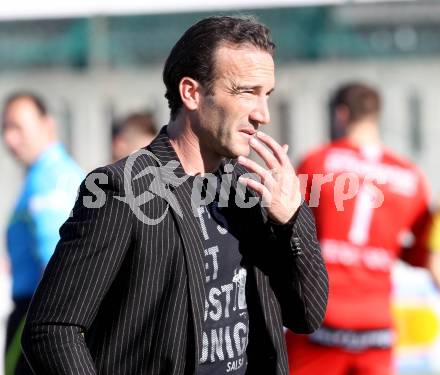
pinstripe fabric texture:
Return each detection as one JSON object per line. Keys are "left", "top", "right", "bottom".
{"left": 22, "top": 127, "right": 328, "bottom": 375}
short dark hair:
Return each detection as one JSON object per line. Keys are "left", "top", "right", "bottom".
{"left": 112, "top": 112, "right": 157, "bottom": 140}
{"left": 163, "top": 15, "right": 275, "bottom": 120}
{"left": 331, "top": 82, "right": 381, "bottom": 123}
{"left": 3, "top": 91, "right": 48, "bottom": 117}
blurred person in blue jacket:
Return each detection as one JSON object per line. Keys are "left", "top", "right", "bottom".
{"left": 2, "top": 92, "right": 83, "bottom": 374}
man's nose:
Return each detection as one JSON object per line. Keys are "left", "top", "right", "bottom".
{"left": 3, "top": 129, "right": 13, "bottom": 147}
{"left": 250, "top": 96, "right": 270, "bottom": 126}
{"left": 3, "top": 128, "right": 18, "bottom": 149}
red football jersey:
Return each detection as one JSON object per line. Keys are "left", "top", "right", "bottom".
{"left": 297, "top": 139, "right": 430, "bottom": 330}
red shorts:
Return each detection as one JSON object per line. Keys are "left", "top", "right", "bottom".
{"left": 286, "top": 331, "right": 394, "bottom": 375}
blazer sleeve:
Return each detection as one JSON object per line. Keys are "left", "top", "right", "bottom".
{"left": 21, "top": 166, "right": 133, "bottom": 375}
{"left": 263, "top": 202, "right": 329, "bottom": 334}
{"left": 232, "top": 161, "right": 328, "bottom": 334}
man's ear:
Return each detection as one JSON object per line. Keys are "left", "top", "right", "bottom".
{"left": 42, "top": 115, "right": 57, "bottom": 138}
{"left": 179, "top": 77, "right": 201, "bottom": 112}
{"left": 335, "top": 105, "right": 350, "bottom": 129}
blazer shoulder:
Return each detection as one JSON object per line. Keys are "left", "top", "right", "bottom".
{"left": 87, "top": 149, "right": 162, "bottom": 190}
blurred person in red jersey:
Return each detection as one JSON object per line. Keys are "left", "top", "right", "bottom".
{"left": 111, "top": 112, "right": 157, "bottom": 162}
{"left": 286, "top": 82, "right": 432, "bottom": 375}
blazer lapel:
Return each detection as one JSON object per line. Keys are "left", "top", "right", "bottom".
{"left": 148, "top": 127, "right": 206, "bottom": 365}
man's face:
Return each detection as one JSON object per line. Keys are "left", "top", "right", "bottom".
{"left": 196, "top": 45, "right": 275, "bottom": 159}
{"left": 2, "top": 98, "right": 49, "bottom": 166}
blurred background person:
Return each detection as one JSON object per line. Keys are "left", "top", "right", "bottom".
{"left": 428, "top": 203, "right": 440, "bottom": 287}
{"left": 2, "top": 92, "right": 83, "bottom": 375}
{"left": 111, "top": 112, "right": 158, "bottom": 162}
{"left": 286, "top": 82, "right": 431, "bottom": 375}
{"left": 0, "top": 256, "right": 12, "bottom": 375}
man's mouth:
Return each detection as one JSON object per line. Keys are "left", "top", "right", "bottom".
{"left": 239, "top": 128, "right": 257, "bottom": 137}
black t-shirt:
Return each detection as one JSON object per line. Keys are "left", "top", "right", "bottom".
{"left": 196, "top": 194, "right": 249, "bottom": 375}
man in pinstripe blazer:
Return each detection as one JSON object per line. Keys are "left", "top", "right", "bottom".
{"left": 21, "top": 16, "right": 328, "bottom": 375}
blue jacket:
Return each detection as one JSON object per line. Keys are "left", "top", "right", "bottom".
{"left": 7, "top": 143, "right": 83, "bottom": 298}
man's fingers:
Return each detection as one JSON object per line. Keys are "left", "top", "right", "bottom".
{"left": 250, "top": 136, "right": 278, "bottom": 169}
{"left": 255, "top": 131, "right": 290, "bottom": 165}
{"left": 238, "top": 176, "right": 272, "bottom": 204}
{"left": 237, "top": 156, "right": 275, "bottom": 188}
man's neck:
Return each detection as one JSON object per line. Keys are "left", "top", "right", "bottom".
{"left": 167, "top": 118, "right": 222, "bottom": 176}
{"left": 26, "top": 138, "right": 58, "bottom": 168}
{"left": 345, "top": 118, "right": 381, "bottom": 148}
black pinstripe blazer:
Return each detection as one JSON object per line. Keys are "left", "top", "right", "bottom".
{"left": 22, "top": 127, "right": 328, "bottom": 375}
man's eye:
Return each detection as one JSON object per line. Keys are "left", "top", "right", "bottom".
{"left": 241, "top": 89, "right": 254, "bottom": 94}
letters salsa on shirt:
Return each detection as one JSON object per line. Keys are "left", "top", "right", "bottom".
{"left": 196, "top": 196, "right": 249, "bottom": 375}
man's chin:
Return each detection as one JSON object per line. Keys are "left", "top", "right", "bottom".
{"left": 225, "top": 145, "right": 250, "bottom": 160}
{"left": 9, "top": 151, "right": 26, "bottom": 165}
